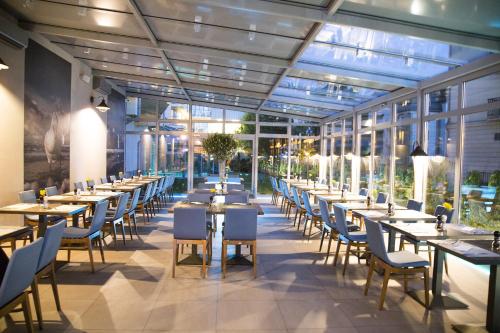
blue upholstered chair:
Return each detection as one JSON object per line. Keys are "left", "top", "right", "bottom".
{"left": 148, "top": 181, "right": 159, "bottom": 214}
{"left": 332, "top": 204, "right": 368, "bottom": 275}
{"left": 104, "top": 192, "right": 130, "bottom": 247}
{"left": 364, "top": 218, "right": 430, "bottom": 310}
{"left": 222, "top": 208, "right": 258, "bottom": 278}
{"left": 318, "top": 199, "right": 338, "bottom": 261}
{"left": 198, "top": 182, "right": 215, "bottom": 190}
{"left": 359, "top": 188, "right": 368, "bottom": 196}
{"left": 206, "top": 176, "right": 219, "bottom": 183}
{"left": 31, "top": 220, "right": 66, "bottom": 329}
{"left": 227, "top": 183, "right": 244, "bottom": 191}
{"left": 227, "top": 177, "right": 241, "bottom": 184}
{"left": 74, "top": 182, "right": 85, "bottom": 191}
{"left": 0, "top": 237, "right": 44, "bottom": 333}
{"left": 301, "top": 191, "right": 322, "bottom": 240}
{"left": 125, "top": 188, "right": 141, "bottom": 239}
{"left": 407, "top": 199, "right": 423, "bottom": 211}
{"left": 86, "top": 179, "right": 95, "bottom": 189}
{"left": 137, "top": 182, "right": 153, "bottom": 223}
{"left": 376, "top": 192, "right": 389, "bottom": 204}
{"left": 60, "top": 200, "right": 109, "bottom": 273}
{"left": 225, "top": 193, "right": 249, "bottom": 204}
{"left": 187, "top": 192, "right": 212, "bottom": 203}
{"left": 109, "top": 175, "right": 117, "bottom": 182}
{"left": 291, "top": 187, "right": 306, "bottom": 227}
{"left": 172, "top": 207, "right": 212, "bottom": 278}
{"left": 342, "top": 183, "right": 350, "bottom": 191}
{"left": 45, "top": 186, "right": 58, "bottom": 196}
{"left": 100, "top": 176, "right": 108, "bottom": 184}
{"left": 271, "top": 177, "right": 282, "bottom": 206}
{"left": 19, "top": 190, "right": 63, "bottom": 234}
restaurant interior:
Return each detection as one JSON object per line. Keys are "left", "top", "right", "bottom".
{"left": 0, "top": 0, "right": 499, "bottom": 332}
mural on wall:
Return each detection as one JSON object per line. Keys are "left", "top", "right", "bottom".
{"left": 106, "top": 90, "right": 126, "bottom": 177}
{"left": 24, "top": 40, "right": 71, "bottom": 194}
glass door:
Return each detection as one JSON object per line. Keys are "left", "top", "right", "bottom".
{"left": 229, "top": 138, "right": 254, "bottom": 191}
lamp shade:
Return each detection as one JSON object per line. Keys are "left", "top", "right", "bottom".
{"left": 96, "top": 99, "right": 110, "bottom": 112}
{"left": 0, "top": 57, "right": 9, "bottom": 70}
{"left": 410, "top": 142, "right": 428, "bottom": 157}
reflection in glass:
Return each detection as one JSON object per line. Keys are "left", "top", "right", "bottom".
{"left": 290, "top": 138, "right": 320, "bottom": 180}
{"left": 332, "top": 137, "right": 342, "bottom": 185}
{"left": 373, "top": 129, "right": 391, "bottom": 197}
{"left": 360, "top": 133, "right": 371, "bottom": 190}
{"left": 394, "top": 124, "right": 416, "bottom": 205}
{"left": 158, "top": 134, "right": 188, "bottom": 193}
{"left": 426, "top": 86, "right": 458, "bottom": 114}
{"left": 258, "top": 138, "right": 288, "bottom": 194}
{"left": 229, "top": 140, "right": 253, "bottom": 191}
{"left": 396, "top": 98, "right": 417, "bottom": 121}
{"left": 343, "top": 135, "right": 353, "bottom": 188}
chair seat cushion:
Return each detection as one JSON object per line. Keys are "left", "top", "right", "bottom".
{"left": 341, "top": 231, "right": 367, "bottom": 242}
{"left": 387, "top": 251, "right": 429, "bottom": 268}
{"left": 62, "top": 227, "right": 91, "bottom": 239}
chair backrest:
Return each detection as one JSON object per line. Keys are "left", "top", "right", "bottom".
{"left": 206, "top": 176, "right": 219, "bottom": 183}
{"left": 187, "top": 193, "right": 212, "bottom": 203}
{"left": 407, "top": 199, "right": 423, "bottom": 211}
{"left": 342, "top": 183, "right": 350, "bottom": 191}
{"left": 128, "top": 188, "right": 142, "bottom": 211}
{"left": 156, "top": 178, "right": 165, "bottom": 194}
{"left": 142, "top": 183, "right": 153, "bottom": 202}
{"left": 301, "top": 191, "right": 313, "bottom": 215}
{"left": 37, "top": 220, "right": 66, "bottom": 271}
{"left": 376, "top": 192, "right": 388, "bottom": 204}
{"left": 359, "top": 188, "right": 368, "bottom": 196}
{"left": 434, "top": 205, "right": 454, "bottom": 223}
{"left": 86, "top": 179, "right": 95, "bottom": 188}
{"left": 19, "top": 190, "right": 37, "bottom": 203}
{"left": 150, "top": 181, "right": 158, "bottom": 196}
{"left": 174, "top": 207, "right": 207, "bottom": 240}
{"left": 0, "top": 237, "right": 44, "bottom": 307}
{"left": 225, "top": 193, "right": 249, "bottom": 204}
{"left": 198, "top": 183, "right": 215, "bottom": 190}
{"left": 332, "top": 204, "right": 349, "bottom": 236}
{"left": 224, "top": 208, "right": 257, "bottom": 240}
{"left": 291, "top": 187, "right": 302, "bottom": 209}
{"left": 111, "top": 193, "right": 130, "bottom": 220}
{"left": 319, "top": 199, "right": 333, "bottom": 228}
{"left": 45, "top": 186, "right": 59, "bottom": 196}
{"left": 89, "top": 200, "right": 110, "bottom": 234}
{"left": 270, "top": 177, "right": 277, "bottom": 191}
{"left": 227, "top": 177, "right": 241, "bottom": 184}
{"left": 227, "top": 183, "right": 244, "bottom": 191}
{"left": 364, "top": 218, "right": 390, "bottom": 263}
{"left": 74, "top": 182, "right": 85, "bottom": 191}
{"left": 109, "top": 175, "right": 117, "bottom": 182}
{"left": 100, "top": 176, "right": 108, "bottom": 184}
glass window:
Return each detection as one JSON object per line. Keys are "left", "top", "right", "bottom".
{"left": 359, "top": 112, "right": 373, "bottom": 129}
{"left": 426, "top": 118, "right": 457, "bottom": 214}
{"left": 291, "top": 126, "right": 320, "bottom": 136}
{"left": 257, "top": 138, "right": 288, "bottom": 194}
{"left": 343, "top": 135, "right": 353, "bottom": 188}
{"left": 360, "top": 133, "right": 371, "bottom": 190}
{"left": 332, "top": 137, "right": 342, "bottom": 186}
{"left": 158, "top": 134, "right": 188, "bottom": 193}
{"left": 373, "top": 129, "right": 391, "bottom": 197}
{"left": 325, "top": 138, "right": 332, "bottom": 184}
{"left": 260, "top": 126, "right": 287, "bottom": 135}
{"left": 259, "top": 114, "right": 288, "bottom": 123}
{"left": 192, "top": 105, "right": 223, "bottom": 121}
{"left": 290, "top": 138, "right": 320, "bottom": 180}
{"left": 396, "top": 98, "right": 417, "bottom": 121}
{"left": 325, "top": 123, "right": 332, "bottom": 136}
{"left": 464, "top": 72, "right": 500, "bottom": 108}
{"left": 159, "top": 122, "right": 188, "bottom": 132}
{"left": 225, "top": 123, "right": 256, "bottom": 134}
{"left": 125, "top": 131, "right": 156, "bottom": 176}
{"left": 376, "top": 106, "right": 391, "bottom": 124}
{"left": 159, "top": 102, "right": 189, "bottom": 120}
{"left": 225, "top": 110, "right": 256, "bottom": 122}
{"left": 394, "top": 124, "right": 417, "bottom": 205}
{"left": 192, "top": 122, "right": 223, "bottom": 133}
{"left": 460, "top": 111, "right": 499, "bottom": 230}
{"left": 139, "top": 98, "right": 158, "bottom": 121}
{"left": 333, "top": 121, "right": 343, "bottom": 133}
{"left": 229, "top": 139, "right": 253, "bottom": 191}
{"left": 426, "top": 86, "right": 458, "bottom": 115}
{"left": 193, "top": 137, "right": 218, "bottom": 189}
{"left": 345, "top": 117, "right": 353, "bottom": 132}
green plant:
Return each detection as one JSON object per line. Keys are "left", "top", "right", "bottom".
{"left": 488, "top": 170, "right": 500, "bottom": 188}
{"left": 464, "top": 170, "right": 481, "bottom": 185}
{"left": 201, "top": 133, "right": 238, "bottom": 162}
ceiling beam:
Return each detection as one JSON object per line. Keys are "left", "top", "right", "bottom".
{"left": 270, "top": 95, "right": 353, "bottom": 112}
{"left": 22, "top": 23, "right": 289, "bottom": 68}
{"left": 256, "top": 0, "right": 345, "bottom": 112}
{"left": 126, "top": 0, "right": 191, "bottom": 101}
{"left": 294, "top": 62, "right": 418, "bottom": 88}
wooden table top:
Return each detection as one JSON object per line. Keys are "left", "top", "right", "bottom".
{"left": 353, "top": 209, "right": 437, "bottom": 222}
{"left": 95, "top": 183, "right": 141, "bottom": 192}
{"left": 339, "top": 202, "right": 407, "bottom": 212}
{"left": 0, "top": 203, "right": 87, "bottom": 215}
{"left": 168, "top": 202, "right": 264, "bottom": 215}
{"left": 427, "top": 239, "right": 500, "bottom": 265}
{"left": 47, "top": 194, "right": 111, "bottom": 204}
{"left": 62, "top": 191, "right": 122, "bottom": 198}
{"left": 317, "top": 194, "right": 367, "bottom": 203}
{"left": 380, "top": 221, "right": 493, "bottom": 242}
{"left": 0, "top": 225, "right": 32, "bottom": 241}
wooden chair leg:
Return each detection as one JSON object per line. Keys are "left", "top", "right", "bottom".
{"left": 342, "top": 242, "right": 351, "bottom": 276}
{"left": 364, "top": 257, "right": 376, "bottom": 295}
{"left": 31, "top": 278, "right": 43, "bottom": 329}
{"left": 333, "top": 239, "right": 342, "bottom": 266}
{"left": 50, "top": 262, "right": 62, "bottom": 311}
{"left": 119, "top": 221, "right": 126, "bottom": 245}
{"left": 319, "top": 228, "right": 326, "bottom": 252}
{"left": 424, "top": 268, "right": 430, "bottom": 308}
{"left": 307, "top": 218, "right": 314, "bottom": 240}
{"left": 222, "top": 241, "right": 227, "bottom": 278}
{"left": 131, "top": 213, "right": 139, "bottom": 237}
{"left": 126, "top": 215, "right": 133, "bottom": 240}
{"left": 202, "top": 240, "right": 207, "bottom": 278}
{"left": 67, "top": 249, "right": 71, "bottom": 262}
{"left": 21, "top": 293, "right": 35, "bottom": 333}
{"left": 88, "top": 238, "right": 95, "bottom": 273}
{"left": 172, "top": 240, "right": 177, "bottom": 278}
{"left": 97, "top": 237, "right": 105, "bottom": 263}
{"left": 403, "top": 272, "right": 408, "bottom": 292}
{"left": 252, "top": 241, "right": 257, "bottom": 279}
{"left": 444, "top": 254, "right": 449, "bottom": 275}
{"left": 379, "top": 268, "right": 391, "bottom": 310}
{"left": 325, "top": 232, "right": 334, "bottom": 262}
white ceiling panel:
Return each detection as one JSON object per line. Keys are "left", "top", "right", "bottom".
{"left": 83, "top": 59, "right": 173, "bottom": 80}
{"left": 179, "top": 74, "right": 271, "bottom": 94}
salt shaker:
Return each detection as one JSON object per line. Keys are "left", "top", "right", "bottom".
{"left": 492, "top": 231, "right": 500, "bottom": 251}
{"left": 387, "top": 202, "right": 393, "bottom": 216}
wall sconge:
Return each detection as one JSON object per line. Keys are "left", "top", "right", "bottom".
{"left": 0, "top": 57, "right": 9, "bottom": 70}
{"left": 90, "top": 96, "right": 109, "bottom": 112}
{"left": 410, "top": 141, "right": 428, "bottom": 157}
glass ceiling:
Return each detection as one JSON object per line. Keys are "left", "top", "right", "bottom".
{"left": 262, "top": 100, "right": 338, "bottom": 118}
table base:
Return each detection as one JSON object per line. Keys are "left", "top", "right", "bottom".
{"left": 226, "top": 255, "right": 253, "bottom": 266}
{"left": 452, "top": 324, "right": 488, "bottom": 333}
{"left": 408, "top": 290, "right": 468, "bottom": 309}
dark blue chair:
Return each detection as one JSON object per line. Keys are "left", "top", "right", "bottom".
{"left": 318, "top": 199, "right": 338, "bottom": 261}
{"left": 342, "top": 183, "right": 350, "bottom": 191}
{"left": 60, "top": 200, "right": 109, "bottom": 273}
{"left": 0, "top": 237, "right": 44, "bottom": 333}
{"left": 73, "top": 182, "right": 85, "bottom": 191}
{"left": 172, "top": 207, "right": 212, "bottom": 278}
{"left": 407, "top": 199, "right": 423, "bottom": 211}
{"left": 359, "top": 188, "right": 368, "bottom": 196}
{"left": 225, "top": 193, "right": 249, "bottom": 204}
{"left": 332, "top": 204, "right": 368, "bottom": 276}
{"left": 100, "top": 176, "right": 108, "bottom": 184}
{"left": 31, "top": 220, "right": 66, "bottom": 329}
{"left": 376, "top": 192, "right": 389, "bottom": 204}
{"left": 105, "top": 193, "right": 130, "bottom": 247}
{"left": 222, "top": 208, "right": 258, "bottom": 278}
{"left": 301, "top": 191, "right": 321, "bottom": 240}
{"left": 227, "top": 183, "right": 244, "bottom": 191}
{"left": 187, "top": 193, "right": 212, "bottom": 203}
{"left": 45, "top": 186, "right": 59, "bottom": 196}
{"left": 291, "top": 187, "right": 306, "bottom": 227}
{"left": 364, "top": 218, "right": 430, "bottom": 310}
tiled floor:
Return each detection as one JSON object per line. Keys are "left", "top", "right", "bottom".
{"left": 1, "top": 197, "right": 490, "bottom": 332}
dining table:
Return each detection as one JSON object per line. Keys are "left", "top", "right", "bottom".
{"left": 169, "top": 201, "right": 263, "bottom": 266}
{"left": 94, "top": 183, "right": 142, "bottom": 192}
{"left": 380, "top": 221, "right": 493, "bottom": 311}
{"left": 0, "top": 225, "right": 33, "bottom": 281}
{"left": 0, "top": 203, "right": 87, "bottom": 236}
{"left": 427, "top": 239, "right": 500, "bottom": 333}
{"left": 316, "top": 193, "right": 367, "bottom": 204}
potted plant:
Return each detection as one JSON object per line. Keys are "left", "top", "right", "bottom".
{"left": 202, "top": 133, "right": 238, "bottom": 179}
